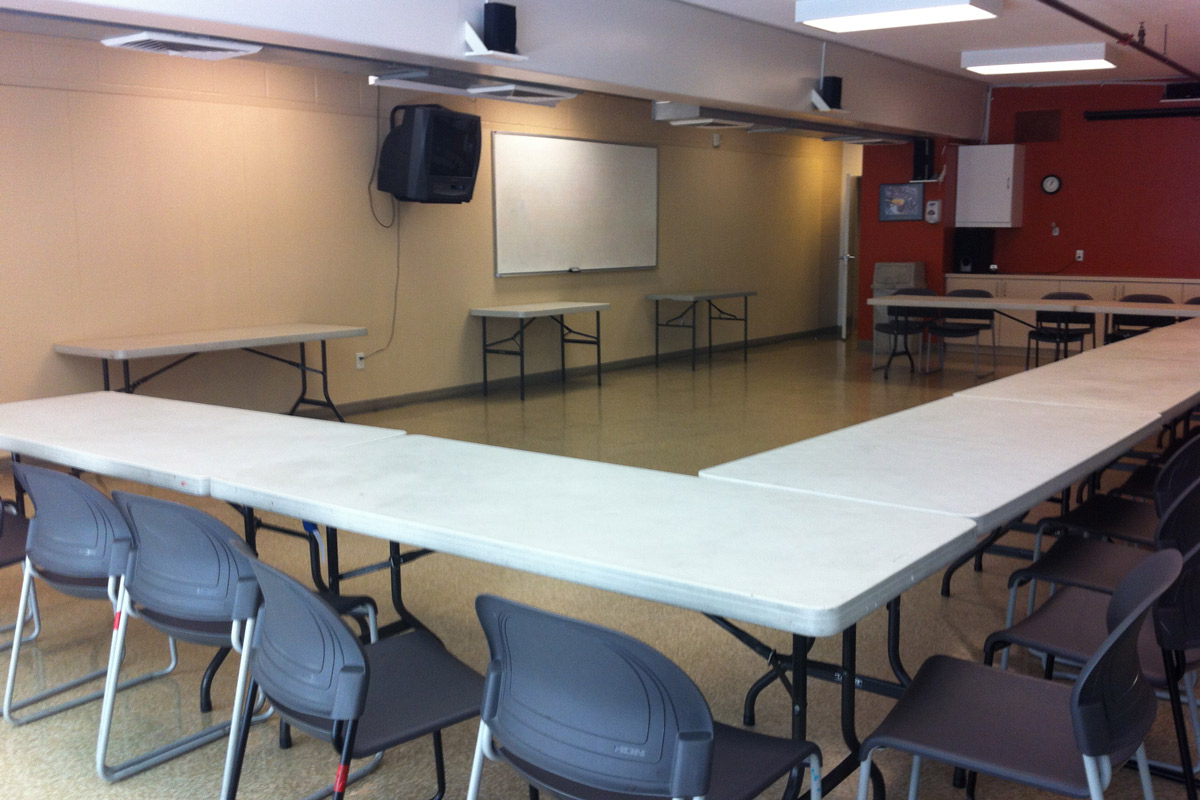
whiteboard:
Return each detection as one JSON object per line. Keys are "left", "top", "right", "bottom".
{"left": 492, "top": 133, "right": 658, "bottom": 276}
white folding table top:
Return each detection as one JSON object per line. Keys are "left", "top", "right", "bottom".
{"left": 957, "top": 338, "right": 1200, "bottom": 420}
{"left": 209, "top": 434, "right": 978, "bottom": 637}
{"left": 645, "top": 290, "right": 758, "bottom": 302}
{"left": 53, "top": 323, "right": 366, "bottom": 360}
{"left": 0, "top": 392, "right": 404, "bottom": 494}
{"left": 701, "top": 395, "right": 1160, "bottom": 532}
{"left": 1073, "top": 299, "right": 1200, "bottom": 318}
{"left": 866, "top": 295, "right": 1073, "bottom": 313}
{"left": 468, "top": 302, "right": 610, "bottom": 318}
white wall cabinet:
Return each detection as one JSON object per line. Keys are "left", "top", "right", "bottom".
{"left": 955, "top": 144, "right": 1024, "bottom": 228}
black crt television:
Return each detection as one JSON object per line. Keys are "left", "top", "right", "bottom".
{"left": 377, "top": 104, "right": 482, "bottom": 203}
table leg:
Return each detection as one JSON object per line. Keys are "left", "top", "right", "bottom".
{"left": 707, "top": 300, "right": 714, "bottom": 362}
{"left": 518, "top": 319, "right": 526, "bottom": 400}
{"left": 559, "top": 315, "right": 567, "bottom": 385}
{"left": 101, "top": 361, "right": 111, "bottom": 391}
{"left": 481, "top": 318, "right": 489, "bottom": 396}
{"left": 654, "top": 300, "right": 661, "bottom": 367}
{"left": 743, "top": 295, "right": 750, "bottom": 361}
{"left": 595, "top": 311, "right": 602, "bottom": 386}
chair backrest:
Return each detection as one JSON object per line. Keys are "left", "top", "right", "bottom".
{"left": 1153, "top": 473, "right": 1200, "bottom": 555}
{"left": 888, "top": 287, "right": 938, "bottom": 320}
{"left": 1072, "top": 548, "right": 1182, "bottom": 758}
{"left": 475, "top": 595, "right": 714, "bottom": 799}
{"left": 110, "top": 491, "right": 258, "bottom": 625}
{"left": 1152, "top": 434, "right": 1200, "bottom": 513}
{"left": 940, "top": 288, "right": 994, "bottom": 323}
{"left": 1036, "top": 291, "right": 1094, "bottom": 328}
{"left": 1113, "top": 293, "right": 1174, "bottom": 330}
{"left": 0, "top": 502, "right": 28, "bottom": 569}
{"left": 244, "top": 557, "right": 367, "bottom": 724}
{"left": 1185, "top": 297, "right": 1200, "bottom": 305}
{"left": 11, "top": 463, "right": 130, "bottom": 582}
{"left": 1152, "top": 538, "right": 1200, "bottom": 654}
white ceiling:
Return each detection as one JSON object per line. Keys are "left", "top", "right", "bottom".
{"left": 677, "top": 0, "right": 1200, "bottom": 85}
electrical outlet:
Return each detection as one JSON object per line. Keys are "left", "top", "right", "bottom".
{"left": 355, "top": 352, "right": 365, "bottom": 370}
{"left": 1075, "top": 249, "right": 1084, "bottom": 262}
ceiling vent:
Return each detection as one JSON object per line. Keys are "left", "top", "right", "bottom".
{"left": 370, "top": 66, "right": 576, "bottom": 107}
{"left": 101, "top": 31, "right": 262, "bottom": 60}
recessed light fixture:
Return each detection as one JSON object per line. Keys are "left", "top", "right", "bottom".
{"left": 961, "top": 43, "right": 1116, "bottom": 75}
{"left": 796, "top": 0, "right": 1000, "bottom": 33}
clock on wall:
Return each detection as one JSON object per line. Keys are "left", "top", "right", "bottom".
{"left": 1041, "top": 174, "right": 1062, "bottom": 194}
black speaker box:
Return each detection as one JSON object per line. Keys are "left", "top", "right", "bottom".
{"left": 953, "top": 228, "right": 995, "bottom": 273}
{"left": 818, "top": 76, "right": 842, "bottom": 109}
{"left": 912, "top": 138, "right": 935, "bottom": 182}
{"left": 484, "top": 3, "right": 518, "bottom": 54}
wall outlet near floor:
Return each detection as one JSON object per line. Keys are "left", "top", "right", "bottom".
{"left": 355, "top": 352, "right": 365, "bottom": 370}
{"left": 1075, "top": 249, "right": 1084, "bottom": 262}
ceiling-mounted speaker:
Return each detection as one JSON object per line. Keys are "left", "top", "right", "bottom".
{"left": 819, "top": 76, "right": 843, "bottom": 109}
{"left": 484, "top": 2, "right": 518, "bottom": 54}
{"left": 912, "top": 137, "right": 935, "bottom": 181}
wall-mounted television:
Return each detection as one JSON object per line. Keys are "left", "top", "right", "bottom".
{"left": 377, "top": 104, "right": 482, "bottom": 203}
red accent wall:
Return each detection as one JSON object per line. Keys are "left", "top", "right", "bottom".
{"left": 856, "top": 83, "right": 1200, "bottom": 340}
{"left": 855, "top": 139, "right": 955, "bottom": 340}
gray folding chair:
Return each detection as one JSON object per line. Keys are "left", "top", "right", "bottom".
{"left": 926, "top": 288, "right": 996, "bottom": 377}
{"left": 1027, "top": 291, "right": 1095, "bottom": 369}
{"left": 1004, "top": 456, "right": 1200, "bottom": 653}
{"left": 856, "top": 548, "right": 1182, "bottom": 800}
{"left": 1106, "top": 293, "right": 1175, "bottom": 344}
{"left": 0, "top": 499, "right": 38, "bottom": 651}
{"left": 96, "top": 491, "right": 269, "bottom": 785}
{"left": 3, "top": 463, "right": 176, "bottom": 726}
{"left": 985, "top": 537, "right": 1200, "bottom": 800}
{"left": 226, "top": 557, "right": 483, "bottom": 800}
{"left": 467, "top": 595, "right": 822, "bottom": 800}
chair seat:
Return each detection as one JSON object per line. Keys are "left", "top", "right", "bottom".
{"left": 1043, "top": 494, "right": 1159, "bottom": 547}
{"left": 874, "top": 319, "right": 927, "bottom": 336}
{"left": 1011, "top": 536, "right": 1150, "bottom": 594}
{"left": 135, "top": 606, "right": 235, "bottom": 648}
{"left": 501, "top": 722, "right": 819, "bottom": 800}
{"left": 0, "top": 513, "right": 27, "bottom": 567}
{"left": 276, "top": 629, "right": 483, "bottom": 759}
{"left": 928, "top": 321, "right": 989, "bottom": 338}
{"left": 991, "top": 586, "right": 1199, "bottom": 687}
{"left": 1029, "top": 328, "right": 1089, "bottom": 344}
{"left": 30, "top": 564, "right": 111, "bottom": 601}
{"left": 864, "top": 655, "right": 1113, "bottom": 798}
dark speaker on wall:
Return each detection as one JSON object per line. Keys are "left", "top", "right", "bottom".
{"left": 483, "top": 2, "right": 518, "bottom": 54}
{"left": 818, "top": 76, "right": 843, "bottom": 109}
{"left": 912, "top": 138, "right": 935, "bottom": 182}
{"left": 953, "top": 228, "right": 995, "bottom": 273}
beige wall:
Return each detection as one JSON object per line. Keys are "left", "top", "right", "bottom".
{"left": 0, "top": 30, "right": 844, "bottom": 411}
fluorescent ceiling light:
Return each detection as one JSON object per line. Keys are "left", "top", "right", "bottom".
{"left": 961, "top": 43, "right": 1116, "bottom": 75}
{"left": 796, "top": 0, "right": 1000, "bottom": 32}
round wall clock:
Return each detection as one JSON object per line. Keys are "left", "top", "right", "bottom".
{"left": 1041, "top": 174, "right": 1062, "bottom": 194}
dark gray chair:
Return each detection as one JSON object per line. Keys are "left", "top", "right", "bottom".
{"left": 226, "top": 557, "right": 483, "bottom": 800}
{"left": 1027, "top": 291, "right": 1095, "bottom": 369}
{"left": 874, "top": 288, "right": 937, "bottom": 380}
{"left": 926, "top": 288, "right": 996, "bottom": 377}
{"left": 467, "top": 595, "right": 822, "bottom": 800}
{"left": 855, "top": 548, "right": 1181, "bottom": 800}
{"left": 96, "top": 491, "right": 267, "bottom": 786}
{"left": 1106, "top": 293, "right": 1175, "bottom": 344}
{"left": 0, "top": 499, "right": 38, "bottom": 651}
{"left": 1003, "top": 467, "right": 1200, "bottom": 653}
{"left": 3, "top": 464, "right": 175, "bottom": 726}
{"left": 985, "top": 539, "right": 1200, "bottom": 800}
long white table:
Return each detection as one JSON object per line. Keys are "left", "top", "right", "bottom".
{"left": 701, "top": 395, "right": 1161, "bottom": 533}
{"left": 645, "top": 290, "right": 756, "bottom": 369}
{"left": 469, "top": 302, "right": 609, "bottom": 399}
{"left": 54, "top": 323, "right": 366, "bottom": 421}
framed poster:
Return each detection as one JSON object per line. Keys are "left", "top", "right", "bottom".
{"left": 879, "top": 183, "right": 924, "bottom": 221}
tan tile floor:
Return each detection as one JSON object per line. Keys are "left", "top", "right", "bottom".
{"left": 0, "top": 336, "right": 1187, "bottom": 799}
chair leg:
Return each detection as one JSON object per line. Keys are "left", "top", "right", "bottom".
{"left": 1162, "top": 649, "right": 1198, "bottom": 800}
{"left": 907, "top": 755, "right": 921, "bottom": 800}
{"left": 5, "top": 566, "right": 178, "bottom": 726}
{"left": 806, "top": 753, "right": 823, "bottom": 800}
{"left": 97, "top": 589, "right": 264, "bottom": 782}
{"left": 855, "top": 751, "right": 875, "bottom": 800}
{"left": 0, "top": 578, "right": 39, "bottom": 652}
{"left": 1134, "top": 745, "right": 1155, "bottom": 800}
{"left": 466, "top": 722, "right": 491, "bottom": 800}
